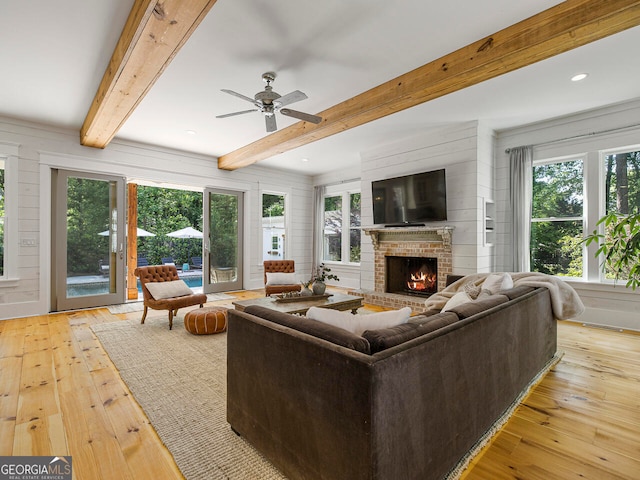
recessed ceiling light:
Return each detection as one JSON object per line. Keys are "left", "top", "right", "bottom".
{"left": 185, "top": 130, "right": 197, "bottom": 135}
{"left": 301, "top": 158, "right": 309, "bottom": 162}
{"left": 571, "top": 73, "right": 588, "bottom": 82}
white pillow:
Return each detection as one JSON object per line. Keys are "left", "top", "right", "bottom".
{"left": 145, "top": 280, "right": 193, "bottom": 300}
{"left": 442, "top": 289, "right": 493, "bottom": 312}
{"left": 265, "top": 272, "right": 297, "bottom": 285}
{"left": 306, "top": 307, "right": 354, "bottom": 332}
{"left": 307, "top": 306, "right": 412, "bottom": 336}
{"left": 482, "top": 273, "right": 514, "bottom": 294}
{"left": 441, "top": 291, "right": 472, "bottom": 312}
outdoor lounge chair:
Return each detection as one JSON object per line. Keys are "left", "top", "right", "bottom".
{"left": 161, "top": 256, "right": 176, "bottom": 265}
{"left": 137, "top": 257, "right": 149, "bottom": 267}
{"left": 135, "top": 264, "right": 207, "bottom": 330}
{"left": 191, "top": 256, "right": 203, "bottom": 269}
{"left": 98, "top": 258, "right": 110, "bottom": 276}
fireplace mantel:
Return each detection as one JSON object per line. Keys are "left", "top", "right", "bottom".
{"left": 364, "top": 226, "right": 454, "bottom": 248}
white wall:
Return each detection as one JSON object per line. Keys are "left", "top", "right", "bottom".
{"left": 496, "top": 99, "right": 640, "bottom": 330}
{"left": 0, "top": 116, "right": 313, "bottom": 320}
{"left": 359, "top": 121, "right": 494, "bottom": 290}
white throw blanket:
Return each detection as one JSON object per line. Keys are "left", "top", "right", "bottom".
{"left": 424, "top": 272, "right": 585, "bottom": 320}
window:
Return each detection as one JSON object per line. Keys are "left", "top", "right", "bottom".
{"left": 322, "top": 188, "right": 361, "bottom": 264}
{"left": 349, "top": 192, "right": 361, "bottom": 262}
{"left": 262, "top": 193, "right": 286, "bottom": 260}
{"left": 602, "top": 150, "right": 640, "bottom": 280}
{"left": 531, "top": 158, "right": 584, "bottom": 277}
{"left": 323, "top": 195, "right": 342, "bottom": 261}
{"left": 530, "top": 147, "right": 640, "bottom": 283}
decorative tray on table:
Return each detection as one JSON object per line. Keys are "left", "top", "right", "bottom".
{"left": 272, "top": 293, "right": 333, "bottom": 303}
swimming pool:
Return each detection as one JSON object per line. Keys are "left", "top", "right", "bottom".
{"left": 66, "top": 273, "right": 203, "bottom": 297}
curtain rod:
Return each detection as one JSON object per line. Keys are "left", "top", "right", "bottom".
{"left": 316, "top": 177, "right": 360, "bottom": 188}
{"left": 504, "top": 122, "right": 640, "bottom": 154}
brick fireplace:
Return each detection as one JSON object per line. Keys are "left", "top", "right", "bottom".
{"left": 360, "top": 226, "right": 453, "bottom": 312}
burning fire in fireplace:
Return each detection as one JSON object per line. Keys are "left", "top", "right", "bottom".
{"left": 407, "top": 271, "right": 437, "bottom": 292}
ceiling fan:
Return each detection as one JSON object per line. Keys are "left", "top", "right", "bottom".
{"left": 216, "top": 72, "right": 322, "bottom": 132}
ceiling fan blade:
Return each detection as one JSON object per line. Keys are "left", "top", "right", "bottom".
{"left": 280, "top": 108, "right": 322, "bottom": 124}
{"left": 265, "top": 115, "right": 277, "bottom": 132}
{"left": 275, "top": 90, "right": 307, "bottom": 107}
{"left": 216, "top": 109, "right": 258, "bottom": 118}
{"left": 221, "top": 89, "right": 256, "bottom": 104}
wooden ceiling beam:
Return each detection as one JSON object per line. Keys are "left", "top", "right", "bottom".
{"left": 218, "top": 0, "right": 640, "bottom": 170}
{"left": 80, "top": 0, "right": 218, "bottom": 148}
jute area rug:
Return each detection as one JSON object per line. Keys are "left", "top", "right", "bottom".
{"left": 91, "top": 318, "right": 286, "bottom": 480}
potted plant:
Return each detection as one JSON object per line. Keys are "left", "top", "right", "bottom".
{"left": 583, "top": 212, "right": 640, "bottom": 290}
{"left": 311, "top": 263, "right": 339, "bottom": 295}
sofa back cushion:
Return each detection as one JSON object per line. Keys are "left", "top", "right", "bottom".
{"left": 244, "top": 305, "right": 371, "bottom": 354}
{"left": 307, "top": 306, "right": 411, "bottom": 336}
{"left": 499, "top": 285, "right": 536, "bottom": 300}
{"left": 363, "top": 311, "right": 459, "bottom": 353}
{"left": 445, "top": 294, "right": 509, "bottom": 319}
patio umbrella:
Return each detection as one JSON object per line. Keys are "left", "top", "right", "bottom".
{"left": 166, "top": 226, "right": 203, "bottom": 238}
{"left": 98, "top": 227, "right": 156, "bottom": 236}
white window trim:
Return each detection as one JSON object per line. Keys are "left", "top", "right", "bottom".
{"left": 0, "top": 142, "right": 20, "bottom": 284}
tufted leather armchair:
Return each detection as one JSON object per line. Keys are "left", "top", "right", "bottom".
{"left": 263, "top": 260, "right": 302, "bottom": 296}
{"left": 135, "top": 264, "right": 207, "bottom": 329}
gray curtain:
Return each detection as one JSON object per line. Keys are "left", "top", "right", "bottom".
{"left": 312, "top": 185, "right": 326, "bottom": 270}
{"left": 509, "top": 146, "right": 533, "bottom": 272}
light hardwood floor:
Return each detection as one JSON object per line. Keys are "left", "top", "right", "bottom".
{"left": 1, "top": 290, "right": 639, "bottom": 479}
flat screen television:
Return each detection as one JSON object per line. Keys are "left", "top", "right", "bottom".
{"left": 372, "top": 169, "right": 447, "bottom": 225}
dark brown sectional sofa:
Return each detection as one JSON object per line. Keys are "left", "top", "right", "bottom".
{"left": 226, "top": 285, "right": 557, "bottom": 480}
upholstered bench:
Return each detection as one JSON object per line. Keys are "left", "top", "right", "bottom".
{"left": 184, "top": 307, "right": 228, "bottom": 335}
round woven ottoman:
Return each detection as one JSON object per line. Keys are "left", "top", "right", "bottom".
{"left": 184, "top": 307, "right": 228, "bottom": 335}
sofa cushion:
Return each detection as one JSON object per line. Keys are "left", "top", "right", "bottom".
{"left": 499, "top": 285, "right": 536, "bottom": 300}
{"left": 265, "top": 272, "right": 298, "bottom": 285}
{"left": 145, "top": 279, "right": 193, "bottom": 300}
{"left": 244, "top": 305, "right": 371, "bottom": 354}
{"left": 446, "top": 294, "right": 510, "bottom": 319}
{"left": 363, "top": 311, "right": 459, "bottom": 353}
{"left": 482, "top": 273, "right": 514, "bottom": 294}
{"left": 307, "top": 306, "right": 411, "bottom": 336}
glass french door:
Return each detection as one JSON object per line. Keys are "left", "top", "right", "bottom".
{"left": 203, "top": 188, "right": 243, "bottom": 293}
{"left": 52, "top": 169, "right": 126, "bottom": 311}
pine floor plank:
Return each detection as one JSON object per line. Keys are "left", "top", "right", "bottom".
{"left": 461, "top": 320, "right": 640, "bottom": 479}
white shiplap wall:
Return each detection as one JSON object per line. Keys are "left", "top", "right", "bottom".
{"left": 359, "top": 121, "right": 494, "bottom": 290}
{"left": 0, "top": 116, "right": 313, "bottom": 320}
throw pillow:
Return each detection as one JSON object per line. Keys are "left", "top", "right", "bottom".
{"left": 463, "top": 282, "right": 482, "bottom": 299}
{"left": 306, "top": 307, "right": 354, "bottom": 332}
{"left": 482, "top": 273, "right": 514, "bottom": 294}
{"left": 265, "top": 272, "right": 297, "bottom": 285}
{"left": 441, "top": 291, "right": 472, "bottom": 312}
{"left": 307, "top": 306, "right": 412, "bottom": 336}
{"left": 145, "top": 280, "right": 193, "bottom": 300}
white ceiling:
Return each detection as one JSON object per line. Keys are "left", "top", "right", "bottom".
{"left": 2, "top": 1, "right": 640, "bottom": 176}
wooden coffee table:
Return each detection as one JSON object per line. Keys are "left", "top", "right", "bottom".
{"left": 233, "top": 293, "right": 364, "bottom": 315}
